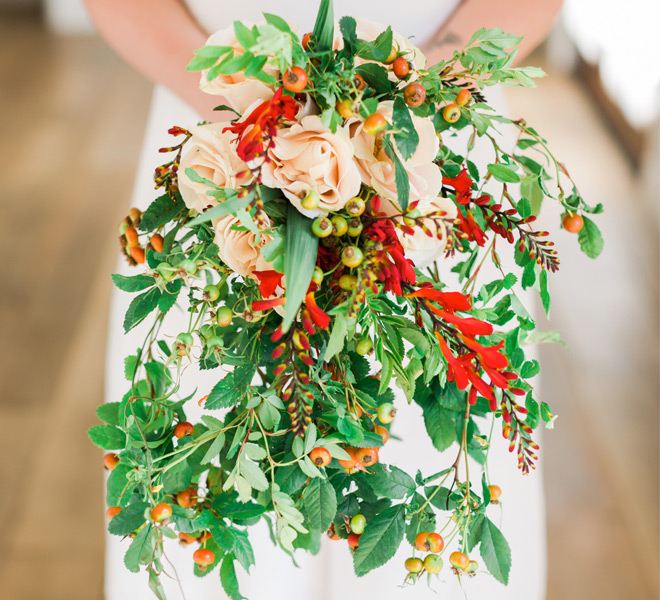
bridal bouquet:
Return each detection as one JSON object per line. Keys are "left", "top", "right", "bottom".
{"left": 90, "top": 0, "right": 603, "bottom": 597}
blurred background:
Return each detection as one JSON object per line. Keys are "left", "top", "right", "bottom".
{"left": 0, "top": 0, "right": 658, "bottom": 598}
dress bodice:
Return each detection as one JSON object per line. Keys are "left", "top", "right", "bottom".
{"left": 184, "top": 0, "right": 461, "bottom": 47}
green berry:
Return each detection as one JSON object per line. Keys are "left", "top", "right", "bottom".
{"left": 341, "top": 246, "right": 364, "bottom": 268}
{"left": 203, "top": 284, "right": 220, "bottom": 302}
{"left": 311, "top": 266, "right": 324, "bottom": 286}
{"left": 312, "top": 217, "right": 333, "bottom": 238}
{"left": 181, "top": 259, "right": 198, "bottom": 275}
{"left": 331, "top": 216, "right": 348, "bottom": 237}
{"left": 216, "top": 306, "right": 233, "bottom": 327}
{"left": 350, "top": 514, "right": 367, "bottom": 535}
{"left": 355, "top": 336, "right": 372, "bottom": 355}
{"left": 338, "top": 274, "right": 357, "bottom": 291}
{"left": 346, "top": 197, "right": 365, "bottom": 217}
{"left": 424, "top": 554, "right": 443, "bottom": 574}
{"left": 301, "top": 190, "right": 320, "bottom": 211}
{"left": 377, "top": 402, "right": 396, "bottom": 424}
{"left": 347, "top": 218, "right": 363, "bottom": 237}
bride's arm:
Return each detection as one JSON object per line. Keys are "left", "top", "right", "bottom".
{"left": 423, "top": 0, "right": 564, "bottom": 65}
{"left": 84, "top": 0, "right": 225, "bottom": 121}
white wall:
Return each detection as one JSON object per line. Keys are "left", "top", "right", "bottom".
{"left": 44, "top": 0, "right": 94, "bottom": 34}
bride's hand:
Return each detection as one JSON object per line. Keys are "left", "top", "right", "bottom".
{"left": 84, "top": 0, "right": 233, "bottom": 122}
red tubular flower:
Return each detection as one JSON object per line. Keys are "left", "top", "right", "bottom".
{"left": 456, "top": 208, "right": 487, "bottom": 247}
{"left": 253, "top": 270, "right": 284, "bottom": 298}
{"left": 364, "top": 218, "right": 416, "bottom": 295}
{"left": 443, "top": 168, "right": 473, "bottom": 205}
{"left": 224, "top": 87, "right": 298, "bottom": 162}
{"left": 304, "top": 292, "right": 330, "bottom": 329}
{"left": 252, "top": 297, "right": 286, "bottom": 312}
{"left": 405, "top": 288, "right": 472, "bottom": 312}
{"left": 424, "top": 303, "right": 493, "bottom": 337}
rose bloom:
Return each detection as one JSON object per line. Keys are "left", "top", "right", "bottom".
{"left": 260, "top": 115, "right": 362, "bottom": 217}
{"left": 335, "top": 17, "right": 426, "bottom": 70}
{"left": 213, "top": 213, "right": 273, "bottom": 279}
{"left": 199, "top": 22, "right": 280, "bottom": 113}
{"left": 349, "top": 101, "right": 442, "bottom": 210}
{"left": 178, "top": 123, "right": 252, "bottom": 214}
{"left": 388, "top": 197, "right": 457, "bottom": 268}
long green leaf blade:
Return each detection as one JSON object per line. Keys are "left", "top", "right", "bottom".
{"left": 312, "top": 0, "right": 334, "bottom": 52}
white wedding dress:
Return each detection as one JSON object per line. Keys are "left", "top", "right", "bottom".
{"left": 105, "top": 1, "right": 546, "bottom": 598}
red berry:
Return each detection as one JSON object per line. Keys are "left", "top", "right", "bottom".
{"left": 562, "top": 213, "right": 584, "bottom": 233}
{"left": 174, "top": 421, "right": 194, "bottom": 439}
{"left": 347, "top": 532, "right": 360, "bottom": 548}
{"left": 193, "top": 548, "right": 215, "bottom": 566}
{"left": 309, "top": 447, "right": 332, "bottom": 467}
{"left": 301, "top": 33, "right": 312, "bottom": 51}
{"left": 104, "top": 453, "right": 120, "bottom": 470}
{"left": 363, "top": 113, "right": 387, "bottom": 135}
{"left": 374, "top": 425, "right": 389, "bottom": 444}
{"left": 178, "top": 532, "right": 197, "bottom": 545}
{"left": 176, "top": 487, "right": 196, "bottom": 508}
{"left": 392, "top": 57, "right": 410, "bottom": 79}
{"left": 404, "top": 82, "right": 426, "bottom": 107}
{"left": 283, "top": 67, "right": 308, "bottom": 93}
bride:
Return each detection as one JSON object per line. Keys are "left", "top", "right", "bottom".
{"left": 85, "top": 1, "right": 562, "bottom": 598}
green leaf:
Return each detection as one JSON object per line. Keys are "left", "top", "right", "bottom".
{"left": 88, "top": 424, "right": 126, "bottom": 450}
{"left": 356, "top": 27, "right": 393, "bottom": 62}
{"left": 303, "top": 477, "right": 337, "bottom": 532}
{"left": 123, "top": 287, "right": 161, "bottom": 333}
{"left": 282, "top": 205, "right": 318, "bottom": 332}
{"left": 201, "top": 432, "right": 226, "bottom": 465}
{"left": 123, "top": 524, "right": 153, "bottom": 573}
{"left": 108, "top": 501, "right": 149, "bottom": 536}
{"left": 107, "top": 464, "right": 134, "bottom": 507}
{"left": 392, "top": 97, "right": 419, "bottom": 161}
{"left": 324, "top": 312, "right": 348, "bottom": 361}
{"left": 312, "top": 0, "right": 334, "bottom": 52}
{"left": 352, "top": 505, "right": 405, "bottom": 576}
{"left": 139, "top": 194, "right": 185, "bottom": 231}
{"left": 220, "top": 554, "right": 245, "bottom": 599}
{"left": 163, "top": 459, "right": 193, "bottom": 494}
{"left": 355, "top": 63, "right": 392, "bottom": 95}
{"left": 96, "top": 402, "right": 121, "bottom": 426}
{"left": 577, "top": 215, "right": 604, "bottom": 258}
{"left": 479, "top": 517, "right": 512, "bottom": 584}
{"left": 187, "top": 191, "right": 250, "bottom": 227}
{"left": 111, "top": 274, "right": 155, "bottom": 293}
{"left": 229, "top": 529, "right": 255, "bottom": 571}
{"left": 339, "top": 16, "right": 357, "bottom": 46}
{"left": 218, "top": 501, "right": 266, "bottom": 520}
{"left": 218, "top": 52, "right": 254, "bottom": 75}
{"left": 384, "top": 138, "right": 410, "bottom": 210}
{"left": 366, "top": 464, "right": 415, "bottom": 500}
{"left": 422, "top": 404, "right": 456, "bottom": 452}
{"left": 233, "top": 22, "right": 256, "bottom": 49}
{"left": 487, "top": 163, "right": 520, "bottom": 183}
{"left": 206, "top": 373, "right": 239, "bottom": 410}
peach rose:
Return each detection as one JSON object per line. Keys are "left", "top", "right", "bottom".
{"left": 178, "top": 124, "right": 252, "bottom": 214}
{"left": 392, "top": 197, "right": 457, "bottom": 268}
{"left": 260, "top": 115, "right": 362, "bottom": 217}
{"left": 212, "top": 213, "right": 273, "bottom": 279}
{"left": 349, "top": 101, "right": 442, "bottom": 210}
{"left": 199, "top": 22, "right": 280, "bottom": 113}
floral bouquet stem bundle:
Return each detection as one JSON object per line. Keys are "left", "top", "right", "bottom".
{"left": 91, "top": 1, "right": 603, "bottom": 597}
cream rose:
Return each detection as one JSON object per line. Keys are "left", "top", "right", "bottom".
{"left": 349, "top": 101, "right": 442, "bottom": 210}
{"left": 260, "top": 115, "right": 362, "bottom": 217}
{"left": 178, "top": 124, "right": 251, "bottom": 214}
{"left": 391, "top": 197, "right": 457, "bottom": 268}
{"left": 213, "top": 213, "right": 273, "bottom": 279}
{"left": 199, "top": 23, "right": 279, "bottom": 113}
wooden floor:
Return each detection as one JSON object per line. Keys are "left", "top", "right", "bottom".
{"left": 0, "top": 12, "right": 657, "bottom": 600}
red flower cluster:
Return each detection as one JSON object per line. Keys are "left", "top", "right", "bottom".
{"left": 406, "top": 287, "right": 516, "bottom": 410}
{"left": 224, "top": 87, "right": 298, "bottom": 162}
{"left": 365, "top": 197, "right": 416, "bottom": 295}
{"left": 443, "top": 168, "right": 489, "bottom": 246}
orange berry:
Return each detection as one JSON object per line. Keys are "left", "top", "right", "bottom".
{"left": 405, "top": 557, "right": 424, "bottom": 573}
{"left": 178, "top": 532, "right": 197, "bottom": 545}
{"left": 193, "top": 548, "right": 215, "bottom": 566}
{"left": 355, "top": 447, "right": 379, "bottom": 467}
{"left": 309, "top": 447, "right": 332, "bottom": 467}
{"left": 104, "top": 453, "right": 120, "bottom": 470}
{"left": 283, "top": 67, "right": 308, "bottom": 93}
{"left": 384, "top": 45, "right": 397, "bottom": 65}
{"left": 198, "top": 530, "right": 212, "bottom": 544}
{"left": 128, "top": 207, "right": 142, "bottom": 225}
{"left": 106, "top": 506, "right": 122, "bottom": 520}
{"left": 129, "top": 246, "right": 146, "bottom": 264}
{"left": 124, "top": 226, "right": 139, "bottom": 247}
{"left": 301, "top": 32, "right": 312, "bottom": 51}
{"left": 443, "top": 103, "right": 461, "bottom": 123}
{"left": 174, "top": 421, "right": 194, "bottom": 439}
{"left": 150, "top": 503, "right": 172, "bottom": 523}
{"left": 456, "top": 89, "right": 472, "bottom": 106}
{"left": 404, "top": 82, "right": 426, "bottom": 107}
{"left": 392, "top": 57, "right": 410, "bottom": 79}
{"left": 488, "top": 484, "right": 502, "bottom": 501}
{"left": 363, "top": 113, "right": 387, "bottom": 135}
{"left": 336, "top": 99, "right": 355, "bottom": 119}
{"left": 449, "top": 551, "right": 469, "bottom": 570}
{"left": 427, "top": 532, "right": 445, "bottom": 553}
{"left": 338, "top": 447, "right": 359, "bottom": 470}
{"left": 150, "top": 233, "right": 164, "bottom": 253}
{"left": 176, "top": 487, "right": 196, "bottom": 508}
{"left": 562, "top": 213, "right": 584, "bottom": 233}
{"left": 354, "top": 74, "right": 366, "bottom": 91}
{"left": 374, "top": 425, "right": 389, "bottom": 444}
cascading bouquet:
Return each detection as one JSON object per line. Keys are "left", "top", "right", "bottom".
{"left": 90, "top": 0, "right": 604, "bottom": 597}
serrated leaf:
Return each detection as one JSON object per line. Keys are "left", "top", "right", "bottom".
{"left": 366, "top": 464, "right": 415, "bottom": 500}
{"left": 123, "top": 524, "right": 153, "bottom": 573}
{"left": 206, "top": 373, "right": 239, "bottom": 410}
{"left": 229, "top": 529, "right": 255, "bottom": 571}
{"left": 107, "top": 464, "right": 133, "bottom": 507}
{"left": 487, "top": 163, "right": 520, "bottom": 183}
{"left": 577, "top": 215, "right": 604, "bottom": 258}
{"left": 139, "top": 194, "right": 185, "bottom": 231}
{"left": 303, "top": 478, "right": 337, "bottom": 532}
{"left": 282, "top": 205, "right": 318, "bottom": 332}
{"left": 393, "top": 97, "right": 419, "bottom": 161}
{"left": 163, "top": 459, "right": 193, "bottom": 494}
{"left": 220, "top": 554, "right": 245, "bottom": 600}
{"left": 323, "top": 312, "right": 347, "bottom": 361}
{"left": 479, "top": 517, "right": 512, "bottom": 584}
{"left": 355, "top": 63, "right": 392, "bottom": 95}
{"left": 88, "top": 424, "right": 126, "bottom": 450}
{"left": 108, "top": 501, "right": 149, "bottom": 536}
{"left": 96, "top": 403, "right": 121, "bottom": 426}
{"left": 111, "top": 274, "right": 155, "bottom": 293}
{"left": 201, "top": 432, "right": 226, "bottom": 465}
{"left": 422, "top": 404, "right": 456, "bottom": 452}
{"left": 238, "top": 455, "right": 269, "bottom": 491}
{"left": 187, "top": 191, "right": 250, "bottom": 226}
{"left": 123, "top": 287, "right": 161, "bottom": 333}
{"left": 352, "top": 505, "right": 405, "bottom": 576}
